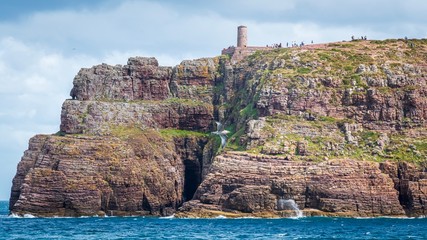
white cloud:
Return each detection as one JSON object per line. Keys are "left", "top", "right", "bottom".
{"left": 0, "top": 1, "right": 237, "bottom": 59}
{"left": 0, "top": 10, "right": 198, "bottom": 199}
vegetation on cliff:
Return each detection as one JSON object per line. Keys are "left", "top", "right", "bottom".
{"left": 220, "top": 39, "right": 427, "bottom": 168}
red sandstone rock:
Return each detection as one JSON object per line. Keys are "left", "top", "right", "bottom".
{"left": 10, "top": 133, "right": 207, "bottom": 217}
{"left": 380, "top": 162, "right": 427, "bottom": 217}
{"left": 181, "top": 152, "right": 408, "bottom": 217}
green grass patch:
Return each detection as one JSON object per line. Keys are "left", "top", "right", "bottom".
{"left": 54, "top": 131, "right": 67, "bottom": 136}
{"left": 110, "top": 126, "right": 144, "bottom": 139}
{"left": 164, "top": 97, "right": 211, "bottom": 107}
{"left": 414, "top": 141, "right": 427, "bottom": 151}
{"left": 360, "top": 131, "right": 380, "bottom": 143}
{"left": 226, "top": 127, "right": 246, "bottom": 151}
{"left": 111, "top": 126, "right": 207, "bottom": 141}
{"left": 319, "top": 116, "right": 337, "bottom": 122}
{"left": 342, "top": 78, "right": 351, "bottom": 86}
{"left": 344, "top": 65, "right": 354, "bottom": 72}
{"left": 159, "top": 129, "right": 208, "bottom": 139}
{"left": 239, "top": 103, "right": 259, "bottom": 119}
{"left": 296, "top": 67, "right": 311, "bottom": 74}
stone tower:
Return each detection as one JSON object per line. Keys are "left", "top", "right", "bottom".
{"left": 237, "top": 25, "right": 247, "bottom": 48}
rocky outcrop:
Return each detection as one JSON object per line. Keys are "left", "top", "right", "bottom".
{"left": 70, "top": 57, "right": 172, "bottom": 101}
{"left": 10, "top": 56, "right": 214, "bottom": 217}
{"left": 70, "top": 57, "right": 216, "bottom": 103}
{"left": 60, "top": 100, "right": 213, "bottom": 135}
{"left": 10, "top": 40, "right": 427, "bottom": 217}
{"left": 63, "top": 57, "right": 216, "bottom": 136}
{"left": 380, "top": 162, "right": 427, "bottom": 217}
{"left": 255, "top": 70, "right": 427, "bottom": 132}
{"left": 10, "top": 132, "right": 207, "bottom": 217}
{"left": 170, "top": 58, "right": 218, "bottom": 103}
{"left": 179, "top": 152, "right": 413, "bottom": 217}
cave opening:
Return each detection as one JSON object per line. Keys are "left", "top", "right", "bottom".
{"left": 142, "top": 194, "right": 151, "bottom": 211}
{"left": 183, "top": 159, "right": 202, "bottom": 201}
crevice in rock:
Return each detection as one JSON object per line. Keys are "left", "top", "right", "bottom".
{"left": 379, "top": 162, "right": 414, "bottom": 216}
{"left": 174, "top": 136, "right": 207, "bottom": 204}
{"left": 396, "top": 166, "right": 413, "bottom": 215}
{"left": 142, "top": 194, "right": 151, "bottom": 211}
{"left": 108, "top": 197, "right": 118, "bottom": 211}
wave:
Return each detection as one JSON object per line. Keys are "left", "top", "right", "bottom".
{"left": 354, "top": 216, "right": 425, "bottom": 220}
{"left": 8, "top": 214, "right": 101, "bottom": 219}
{"left": 235, "top": 216, "right": 263, "bottom": 219}
{"left": 9, "top": 213, "right": 37, "bottom": 218}
{"left": 5, "top": 213, "right": 424, "bottom": 220}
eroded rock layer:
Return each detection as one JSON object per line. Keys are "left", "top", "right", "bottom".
{"left": 60, "top": 100, "right": 213, "bottom": 135}
{"left": 180, "top": 152, "right": 426, "bottom": 218}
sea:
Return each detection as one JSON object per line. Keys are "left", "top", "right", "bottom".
{"left": 1, "top": 201, "right": 426, "bottom": 239}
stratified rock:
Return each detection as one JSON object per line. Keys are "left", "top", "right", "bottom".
{"left": 10, "top": 132, "right": 207, "bottom": 217}
{"left": 70, "top": 57, "right": 217, "bottom": 103}
{"left": 181, "top": 152, "right": 406, "bottom": 217}
{"left": 60, "top": 100, "right": 213, "bottom": 135}
{"left": 380, "top": 162, "right": 427, "bottom": 217}
{"left": 70, "top": 57, "right": 172, "bottom": 101}
{"left": 170, "top": 58, "right": 218, "bottom": 103}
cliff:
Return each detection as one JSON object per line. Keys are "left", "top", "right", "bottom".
{"left": 10, "top": 39, "right": 427, "bottom": 217}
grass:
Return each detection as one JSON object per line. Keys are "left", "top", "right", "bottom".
{"left": 226, "top": 127, "right": 246, "bottom": 151}
{"left": 296, "top": 67, "right": 311, "bottom": 74}
{"left": 233, "top": 107, "right": 427, "bottom": 166}
{"left": 164, "top": 97, "right": 212, "bottom": 107}
{"left": 414, "top": 141, "right": 427, "bottom": 151}
{"left": 54, "top": 131, "right": 67, "bottom": 136}
{"left": 111, "top": 126, "right": 207, "bottom": 142}
{"left": 159, "top": 129, "right": 208, "bottom": 139}
{"left": 239, "top": 103, "right": 259, "bottom": 119}
{"left": 110, "top": 125, "right": 144, "bottom": 139}
{"left": 319, "top": 116, "right": 337, "bottom": 122}
{"left": 360, "top": 131, "right": 380, "bottom": 140}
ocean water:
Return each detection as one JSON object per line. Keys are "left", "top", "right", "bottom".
{"left": 1, "top": 201, "right": 426, "bottom": 239}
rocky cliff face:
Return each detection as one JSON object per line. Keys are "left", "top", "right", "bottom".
{"left": 10, "top": 39, "right": 427, "bottom": 217}
{"left": 10, "top": 128, "right": 209, "bottom": 217}
{"left": 60, "top": 100, "right": 213, "bottom": 135}
{"left": 10, "top": 133, "right": 200, "bottom": 217}
{"left": 179, "top": 152, "right": 406, "bottom": 218}
{"left": 10, "top": 57, "right": 215, "bottom": 217}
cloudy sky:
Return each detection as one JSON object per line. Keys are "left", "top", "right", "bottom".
{"left": 0, "top": 0, "right": 426, "bottom": 200}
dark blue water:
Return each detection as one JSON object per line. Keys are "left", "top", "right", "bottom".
{"left": 1, "top": 201, "right": 426, "bottom": 239}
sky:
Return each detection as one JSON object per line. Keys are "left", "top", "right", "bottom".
{"left": 0, "top": 0, "right": 426, "bottom": 200}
